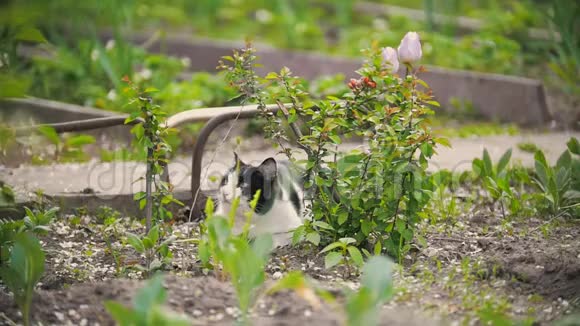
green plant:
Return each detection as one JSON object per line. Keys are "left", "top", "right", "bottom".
{"left": 125, "top": 225, "right": 174, "bottom": 278}
{"left": 517, "top": 142, "right": 540, "bottom": 154}
{"left": 105, "top": 274, "right": 191, "bottom": 326}
{"left": 123, "top": 78, "right": 182, "bottom": 231}
{"left": 472, "top": 149, "right": 519, "bottom": 217}
{"left": 35, "top": 126, "right": 96, "bottom": 163}
{"left": 221, "top": 39, "right": 445, "bottom": 261}
{"left": 345, "top": 256, "right": 394, "bottom": 326}
{"left": 198, "top": 194, "right": 273, "bottom": 323}
{"left": 0, "top": 218, "right": 25, "bottom": 265}
{"left": 531, "top": 138, "right": 580, "bottom": 218}
{"left": 546, "top": 0, "right": 580, "bottom": 96}
{"left": 0, "top": 180, "right": 17, "bottom": 216}
{"left": 0, "top": 232, "right": 45, "bottom": 326}
{"left": 22, "top": 206, "right": 58, "bottom": 236}
{"left": 320, "top": 237, "right": 364, "bottom": 274}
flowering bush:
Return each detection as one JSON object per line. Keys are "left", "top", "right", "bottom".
{"left": 221, "top": 32, "right": 447, "bottom": 260}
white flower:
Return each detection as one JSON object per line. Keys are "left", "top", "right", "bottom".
{"left": 106, "top": 89, "right": 117, "bottom": 101}
{"left": 381, "top": 47, "right": 399, "bottom": 73}
{"left": 90, "top": 49, "right": 99, "bottom": 61}
{"left": 139, "top": 68, "right": 152, "bottom": 80}
{"left": 105, "top": 39, "right": 116, "bottom": 51}
{"left": 397, "top": 31, "right": 422, "bottom": 64}
{"left": 180, "top": 57, "right": 191, "bottom": 68}
{"left": 255, "top": 9, "right": 273, "bottom": 23}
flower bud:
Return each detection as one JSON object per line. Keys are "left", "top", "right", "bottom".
{"left": 381, "top": 47, "right": 399, "bottom": 73}
{"left": 397, "top": 32, "right": 422, "bottom": 64}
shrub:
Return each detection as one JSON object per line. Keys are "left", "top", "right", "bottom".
{"left": 220, "top": 33, "right": 446, "bottom": 260}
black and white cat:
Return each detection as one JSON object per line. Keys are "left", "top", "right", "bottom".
{"left": 214, "top": 153, "right": 305, "bottom": 247}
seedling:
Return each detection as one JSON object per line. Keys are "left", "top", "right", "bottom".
{"left": 319, "top": 237, "right": 364, "bottom": 276}
{"left": 105, "top": 274, "right": 191, "bottom": 326}
{"left": 0, "top": 232, "right": 45, "bottom": 326}
{"left": 531, "top": 138, "right": 580, "bottom": 218}
{"left": 22, "top": 206, "right": 58, "bottom": 236}
{"left": 125, "top": 225, "right": 175, "bottom": 278}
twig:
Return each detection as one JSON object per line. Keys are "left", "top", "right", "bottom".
{"left": 0, "top": 313, "right": 18, "bottom": 326}
{"left": 275, "top": 100, "right": 313, "bottom": 157}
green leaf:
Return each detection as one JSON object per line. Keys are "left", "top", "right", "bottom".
{"left": 497, "top": 149, "right": 512, "bottom": 175}
{"left": 144, "top": 87, "right": 159, "bottom": 93}
{"left": 556, "top": 150, "right": 572, "bottom": 170}
{"left": 252, "top": 234, "right": 273, "bottom": 261}
{"left": 305, "top": 231, "right": 320, "bottom": 246}
{"left": 134, "top": 274, "right": 167, "bottom": 315}
{"left": 360, "top": 256, "right": 394, "bottom": 302}
{"left": 14, "top": 26, "right": 47, "bottom": 43}
{"left": 142, "top": 237, "right": 154, "bottom": 250}
{"left": 0, "top": 73, "right": 31, "bottom": 98}
{"left": 37, "top": 126, "right": 60, "bottom": 145}
{"left": 373, "top": 242, "right": 382, "bottom": 256}
{"left": 482, "top": 149, "right": 493, "bottom": 177}
{"left": 104, "top": 301, "right": 136, "bottom": 325}
{"left": 126, "top": 233, "right": 145, "bottom": 253}
{"left": 65, "top": 135, "right": 96, "bottom": 148}
{"left": 567, "top": 137, "right": 579, "bottom": 155}
{"left": 147, "top": 225, "right": 160, "bottom": 244}
{"left": 292, "top": 225, "right": 306, "bottom": 245}
{"left": 313, "top": 221, "right": 334, "bottom": 231}
{"left": 320, "top": 241, "right": 344, "bottom": 254}
{"left": 339, "top": 237, "right": 357, "bottom": 245}
{"left": 347, "top": 246, "right": 364, "bottom": 267}
{"left": 324, "top": 251, "right": 343, "bottom": 269}
{"left": 329, "top": 134, "right": 342, "bottom": 144}
{"left": 338, "top": 211, "right": 348, "bottom": 225}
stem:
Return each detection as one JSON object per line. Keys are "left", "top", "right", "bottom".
{"left": 145, "top": 147, "right": 154, "bottom": 233}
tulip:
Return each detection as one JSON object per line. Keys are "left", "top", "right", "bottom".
{"left": 381, "top": 47, "right": 399, "bottom": 73}
{"left": 397, "top": 32, "right": 422, "bottom": 64}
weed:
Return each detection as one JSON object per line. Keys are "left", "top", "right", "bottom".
{"left": 517, "top": 142, "right": 540, "bottom": 154}
{"left": 0, "top": 232, "right": 45, "bottom": 326}
{"left": 198, "top": 194, "right": 272, "bottom": 323}
{"left": 319, "top": 237, "right": 364, "bottom": 276}
{"left": 345, "top": 256, "right": 394, "bottom": 326}
{"left": 125, "top": 225, "right": 174, "bottom": 278}
{"left": 531, "top": 138, "right": 580, "bottom": 218}
{"left": 105, "top": 274, "right": 191, "bottom": 325}
{"left": 22, "top": 206, "right": 58, "bottom": 236}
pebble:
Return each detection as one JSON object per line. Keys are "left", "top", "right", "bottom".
{"left": 54, "top": 312, "right": 65, "bottom": 321}
{"left": 304, "top": 309, "right": 312, "bottom": 317}
{"left": 192, "top": 309, "right": 203, "bottom": 317}
{"left": 272, "top": 271, "right": 283, "bottom": 280}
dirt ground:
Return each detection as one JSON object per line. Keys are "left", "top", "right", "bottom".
{"left": 1, "top": 204, "right": 579, "bottom": 326}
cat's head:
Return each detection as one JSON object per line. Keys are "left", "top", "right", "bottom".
{"left": 217, "top": 153, "right": 278, "bottom": 214}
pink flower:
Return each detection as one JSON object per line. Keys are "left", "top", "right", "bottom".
{"left": 381, "top": 47, "right": 399, "bottom": 73}
{"left": 397, "top": 32, "right": 422, "bottom": 64}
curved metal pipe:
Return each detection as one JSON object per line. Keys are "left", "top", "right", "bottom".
{"left": 188, "top": 106, "right": 282, "bottom": 218}
{"left": 14, "top": 116, "right": 142, "bottom": 136}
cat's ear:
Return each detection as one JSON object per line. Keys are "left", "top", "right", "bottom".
{"left": 233, "top": 152, "right": 245, "bottom": 166}
{"left": 258, "top": 157, "right": 277, "bottom": 180}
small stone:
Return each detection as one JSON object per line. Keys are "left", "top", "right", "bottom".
{"left": 214, "top": 313, "right": 224, "bottom": 321}
{"left": 544, "top": 306, "right": 553, "bottom": 314}
{"left": 225, "top": 307, "right": 236, "bottom": 316}
{"left": 192, "top": 309, "right": 203, "bottom": 317}
{"left": 268, "top": 308, "right": 276, "bottom": 316}
{"left": 304, "top": 309, "right": 312, "bottom": 317}
{"left": 54, "top": 312, "right": 65, "bottom": 321}
{"left": 79, "top": 318, "right": 88, "bottom": 326}
{"left": 272, "top": 271, "right": 283, "bottom": 280}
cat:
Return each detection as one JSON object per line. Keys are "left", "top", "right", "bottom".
{"left": 214, "top": 153, "right": 305, "bottom": 247}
